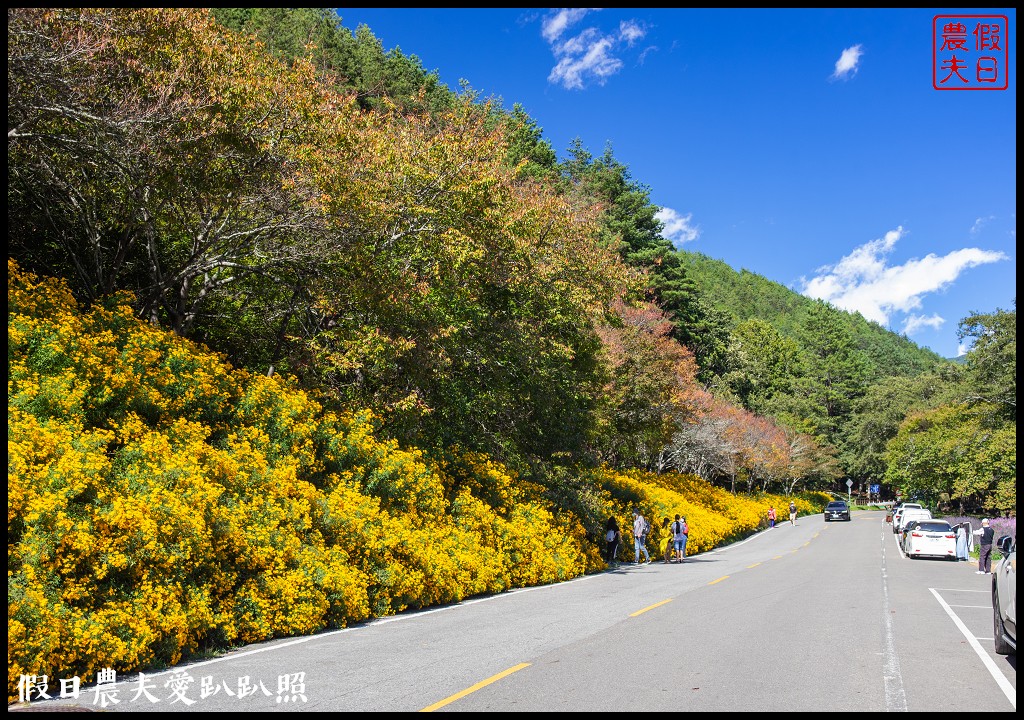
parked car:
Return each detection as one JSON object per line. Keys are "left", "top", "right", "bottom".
{"left": 890, "top": 502, "right": 923, "bottom": 532}
{"left": 899, "top": 519, "right": 922, "bottom": 548}
{"left": 824, "top": 500, "right": 851, "bottom": 522}
{"left": 902, "top": 520, "right": 956, "bottom": 560}
{"left": 894, "top": 507, "right": 931, "bottom": 535}
{"left": 993, "top": 535, "right": 1016, "bottom": 655}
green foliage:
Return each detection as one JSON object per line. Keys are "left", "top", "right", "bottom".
{"left": 502, "top": 103, "right": 560, "bottom": 181}
{"left": 676, "top": 251, "right": 944, "bottom": 378}
{"left": 719, "top": 318, "right": 801, "bottom": 415}
{"left": 556, "top": 140, "right": 731, "bottom": 382}
{"left": 883, "top": 303, "right": 1015, "bottom": 515}
{"left": 958, "top": 304, "right": 1016, "bottom": 421}
{"left": 885, "top": 403, "right": 1015, "bottom": 515}
{"left": 9, "top": 7, "right": 1007, "bottom": 534}
{"left": 212, "top": 8, "right": 455, "bottom": 115}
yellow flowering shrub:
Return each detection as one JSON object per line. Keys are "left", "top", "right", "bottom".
{"left": 8, "top": 260, "right": 836, "bottom": 701}
{"left": 592, "top": 468, "right": 829, "bottom": 562}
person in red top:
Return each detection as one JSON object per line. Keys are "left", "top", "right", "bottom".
{"left": 768, "top": 506, "right": 777, "bottom": 529}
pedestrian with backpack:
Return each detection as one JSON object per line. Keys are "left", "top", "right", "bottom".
{"left": 632, "top": 510, "right": 651, "bottom": 564}
{"left": 604, "top": 516, "right": 621, "bottom": 568}
{"left": 672, "top": 514, "right": 689, "bottom": 562}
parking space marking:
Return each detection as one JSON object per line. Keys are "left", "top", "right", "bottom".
{"left": 928, "top": 587, "right": 1015, "bottom": 709}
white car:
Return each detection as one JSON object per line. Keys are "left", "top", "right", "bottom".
{"left": 891, "top": 503, "right": 923, "bottom": 533}
{"left": 902, "top": 519, "right": 956, "bottom": 560}
{"left": 895, "top": 507, "right": 932, "bottom": 535}
{"left": 993, "top": 535, "right": 1016, "bottom": 655}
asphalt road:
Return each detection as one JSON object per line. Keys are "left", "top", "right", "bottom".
{"left": 13, "top": 510, "right": 1016, "bottom": 712}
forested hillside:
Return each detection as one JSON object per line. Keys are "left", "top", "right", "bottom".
{"left": 676, "top": 251, "right": 944, "bottom": 375}
{"left": 10, "top": 7, "right": 1012, "bottom": 500}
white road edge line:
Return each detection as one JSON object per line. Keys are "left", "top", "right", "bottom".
{"left": 929, "top": 587, "right": 1015, "bottom": 709}
{"left": 881, "top": 531, "right": 908, "bottom": 712}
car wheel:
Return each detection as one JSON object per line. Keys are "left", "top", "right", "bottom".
{"left": 993, "top": 585, "right": 1015, "bottom": 656}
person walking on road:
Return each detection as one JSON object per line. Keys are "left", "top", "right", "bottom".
{"left": 768, "top": 506, "right": 777, "bottom": 529}
{"left": 604, "top": 516, "right": 621, "bottom": 568}
{"left": 789, "top": 501, "right": 797, "bottom": 526}
{"left": 633, "top": 510, "right": 651, "bottom": 564}
{"left": 660, "top": 518, "right": 674, "bottom": 563}
{"left": 973, "top": 518, "right": 995, "bottom": 574}
{"left": 672, "top": 515, "right": 689, "bottom": 562}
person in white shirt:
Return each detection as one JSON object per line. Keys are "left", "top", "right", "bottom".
{"left": 632, "top": 511, "right": 651, "bottom": 564}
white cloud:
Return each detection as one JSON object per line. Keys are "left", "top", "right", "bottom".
{"left": 541, "top": 10, "right": 646, "bottom": 89}
{"left": 970, "top": 215, "right": 995, "bottom": 235}
{"left": 901, "top": 313, "right": 944, "bottom": 335}
{"left": 831, "top": 44, "right": 863, "bottom": 80}
{"left": 956, "top": 342, "right": 971, "bottom": 357}
{"left": 656, "top": 207, "right": 700, "bottom": 247}
{"left": 541, "top": 8, "right": 593, "bottom": 43}
{"left": 619, "top": 20, "right": 644, "bottom": 47}
{"left": 799, "top": 226, "right": 1008, "bottom": 332}
{"left": 548, "top": 32, "right": 622, "bottom": 90}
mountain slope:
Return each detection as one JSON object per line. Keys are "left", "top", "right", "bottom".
{"left": 676, "top": 250, "right": 945, "bottom": 378}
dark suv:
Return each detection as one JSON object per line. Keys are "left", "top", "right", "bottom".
{"left": 824, "top": 500, "right": 851, "bottom": 522}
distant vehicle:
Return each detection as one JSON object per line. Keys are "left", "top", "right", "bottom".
{"left": 890, "top": 502, "right": 923, "bottom": 530}
{"left": 894, "top": 507, "right": 931, "bottom": 535}
{"left": 993, "top": 535, "right": 1016, "bottom": 656}
{"left": 824, "top": 500, "right": 851, "bottom": 522}
{"left": 902, "top": 520, "right": 956, "bottom": 560}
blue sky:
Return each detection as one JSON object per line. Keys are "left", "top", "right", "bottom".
{"left": 334, "top": 8, "right": 1016, "bottom": 359}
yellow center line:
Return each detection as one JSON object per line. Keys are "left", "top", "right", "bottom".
{"left": 746, "top": 562, "right": 761, "bottom": 568}
{"left": 630, "top": 598, "right": 673, "bottom": 617}
{"left": 772, "top": 555, "right": 783, "bottom": 560}
{"left": 708, "top": 575, "right": 729, "bottom": 585}
{"left": 420, "top": 663, "right": 531, "bottom": 712}
{"left": 803, "top": 542, "right": 810, "bottom": 547}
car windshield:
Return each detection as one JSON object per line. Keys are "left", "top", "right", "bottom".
{"left": 826, "top": 502, "right": 847, "bottom": 509}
